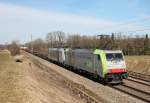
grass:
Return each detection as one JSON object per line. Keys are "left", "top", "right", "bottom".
{"left": 125, "top": 55, "right": 150, "bottom": 74}
{"left": 125, "top": 55, "right": 150, "bottom": 60}
{"left": 0, "top": 50, "right": 25, "bottom": 103}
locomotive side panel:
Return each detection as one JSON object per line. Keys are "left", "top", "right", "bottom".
{"left": 48, "top": 48, "right": 59, "bottom": 62}
{"left": 64, "top": 49, "right": 103, "bottom": 77}
{"left": 68, "top": 50, "right": 101, "bottom": 76}
{"left": 74, "top": 51, "right": 94, "bottom": 73}
{"left": 65, "top": 50, "right": 74, "bottom": 67}
{"left": 58, "top": 49, "right": 65, "bottom": 63}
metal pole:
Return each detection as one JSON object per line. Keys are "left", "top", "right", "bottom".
{"left": 31, "top": 34, "right": 33, "bottom": 53}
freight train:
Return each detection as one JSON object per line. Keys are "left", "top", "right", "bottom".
{"left": 27, "top": 48, "right": 128, "bottom": 84}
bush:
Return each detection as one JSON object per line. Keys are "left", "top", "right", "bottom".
{"left": 9, "top": 41, "right": 20, "bottom": 56}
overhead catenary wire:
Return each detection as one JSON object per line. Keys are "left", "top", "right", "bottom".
{"left": 116, "top": 28, "right": 150, "bottom": 34}
{"left": 115, "top": 16, "right": 150, "bottom": 27}
{"left": 106, "top": 16, "right": 150, "bottom": 30}
{"left": 102, "top": 16, "right": 150, "bottom": 34}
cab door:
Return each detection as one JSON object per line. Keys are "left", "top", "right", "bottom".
{"left": 94, "top": 54, "right": 103, "bottom": 77}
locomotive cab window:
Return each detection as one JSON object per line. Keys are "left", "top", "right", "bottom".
{"left": 106, "top": 53, "right": 123, "bottom": 61}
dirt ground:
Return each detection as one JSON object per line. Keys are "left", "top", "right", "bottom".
{"left": 0, "top": 50, "right": 86, "bottom": 103}
{"left": 125, "top": 56, "right": 150, "bottom": 75}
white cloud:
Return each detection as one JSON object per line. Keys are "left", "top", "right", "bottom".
{"left": 0, "top": 2, "right": 119, "bottom": 43}
{"left": 0, "top": 2, "right": 147, "bottom": 44}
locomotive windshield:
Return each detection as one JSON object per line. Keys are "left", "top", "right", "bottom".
{"left": 106, "top": 53, "right": 123, "bottom": 61}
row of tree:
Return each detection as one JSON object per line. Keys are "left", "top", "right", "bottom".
{"left": 25, "top": 31, "right": 150, "bottom": 55}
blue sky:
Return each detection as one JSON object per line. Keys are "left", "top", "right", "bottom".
{"left": 0, "top": 0, "right": 150, "bottom": 44}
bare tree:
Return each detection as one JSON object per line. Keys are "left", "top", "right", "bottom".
{"left": 25, "top": 31, "right": 150, "bottom": 55}
{"left": 46, "top": 31, "right": 66, "bottom": 48}
{"left": 46, "top": 32, "right": 56, "bottom": 48}
{"left": 56, "top": 31, "right": 66, "bottom": 47}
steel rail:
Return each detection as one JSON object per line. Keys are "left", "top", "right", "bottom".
{"left": 112, "top": 84, "right": 150, "bottom": 103}
{"left": 127, "top": 78, "right": 150, "bottom": 86}
{"left": 128, "top": 71, "right": 150, "bottom": 83}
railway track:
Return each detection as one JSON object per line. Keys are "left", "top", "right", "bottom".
{"left": 127, "top": 77, "right": 150, "bottom": 87}
{"left": 128, "top": 71, "right": 150, "bottom": 83}
{"left": 112, "top": 84, "right": 150, "bottom": 103}
{"left": 112, "top": 72, "right": 150, "bottom": 103}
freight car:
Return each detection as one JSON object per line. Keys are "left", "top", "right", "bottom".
{"left": 48, "top": 48, "right": 128, "bottom": 84}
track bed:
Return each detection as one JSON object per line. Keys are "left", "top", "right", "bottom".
{"left": 23, "top": 51, "right": 148, "bottom": 103}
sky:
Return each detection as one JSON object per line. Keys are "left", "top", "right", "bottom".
{"left": 0, "top": 0, "right": 150, "bottom": 44}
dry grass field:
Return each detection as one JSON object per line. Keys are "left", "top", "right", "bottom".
{"left": 0, "top": 50, "right": 85, "bottom": 103}
{"left": 125, "top": 56, "right": 150, "bottom": 75}
{"left": 0, "top": 50, "right": 26, "bottom": 103}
